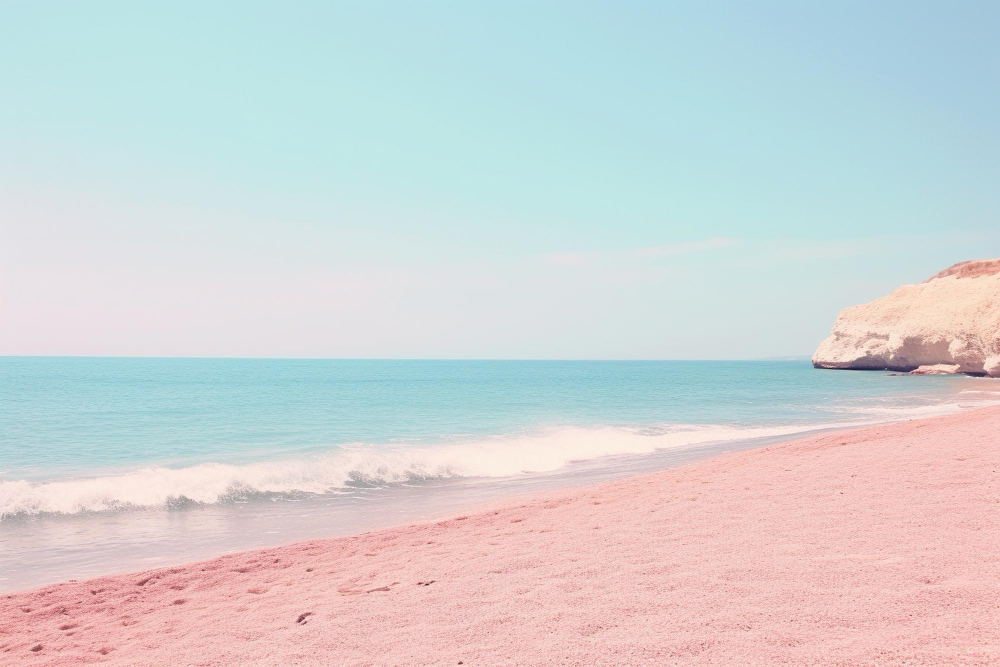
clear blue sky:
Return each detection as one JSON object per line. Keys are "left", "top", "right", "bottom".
{"left": 1, "top": 1, "right": 997, "bottom": 358}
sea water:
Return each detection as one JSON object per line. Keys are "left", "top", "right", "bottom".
{"left": 1, "top": 357, "right": 997, "bottom": 591}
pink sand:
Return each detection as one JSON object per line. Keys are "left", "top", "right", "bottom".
{"left": 3, "top": 407, "right": 999, "bottom": 665}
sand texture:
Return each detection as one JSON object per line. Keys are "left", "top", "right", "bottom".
{"left": 812, "top": 258, "right": 1000, "bottom": 375}
{"left": 2, "top": 406, "right": 999, "bottom": 665}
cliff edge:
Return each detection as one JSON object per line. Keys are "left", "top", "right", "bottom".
{"left": 812, "top": 259, "right": 1000, "bottom": 376}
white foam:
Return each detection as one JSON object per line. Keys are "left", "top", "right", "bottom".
{"left": 7, "top": 392, "right": 999, "bottom": 521}
{"left": 833, "top": 399, "right": 1000, "bottom": 419}
{"left": 0, "top": 422, "right": 842, "bottom": 519}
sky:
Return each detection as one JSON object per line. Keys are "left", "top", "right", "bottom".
{"left": 1, "top": 1, "right": 997, "bottom": 359}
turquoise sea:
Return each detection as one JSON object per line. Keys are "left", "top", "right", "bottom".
{"left": 1, "top": 357, "right": 997, "bottom": 591}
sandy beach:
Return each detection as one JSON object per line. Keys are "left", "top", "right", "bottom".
{"left": 2, "top": 406, "right": 998, "bottom": 665}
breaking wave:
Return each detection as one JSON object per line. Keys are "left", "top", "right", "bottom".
{"left": 6, "top": 391, "right": 998, "bottom": 521}
{"left": 1, "top": 422, "right": 845, "bottom": 520}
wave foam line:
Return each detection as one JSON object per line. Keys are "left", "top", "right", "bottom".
{"left": 0, "top": 423, "right": 842, "bottom": 519}
{"left": 831, "top": 399, "right": 1000, "bottom": 419}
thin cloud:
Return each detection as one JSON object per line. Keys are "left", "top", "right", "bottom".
{"left": 631, "top": 236, "right": 738, "bottom": 258}
{"left": 543, "top": 236, "right": 738, "bottom": 266}
{"left": 543, "top": 251, "right": 597, "bottom": 266}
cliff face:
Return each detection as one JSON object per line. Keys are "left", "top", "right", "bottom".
{"left": 812, "top": 259, "right": 1000, "bottom": 376}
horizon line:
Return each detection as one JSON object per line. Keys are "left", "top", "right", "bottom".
{"left": 0, "top": 354, "right": 815, "bottom": 362}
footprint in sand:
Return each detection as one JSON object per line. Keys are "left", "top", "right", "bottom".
{"left": 366, "top": 581, "right": 400, "bottom": 593}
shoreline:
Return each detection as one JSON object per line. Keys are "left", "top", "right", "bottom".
{"left": 3, "top": 406, "right": 999, "bottom": 664}
{"left": 0, "top": 418, "right": 929, "bottom": 594}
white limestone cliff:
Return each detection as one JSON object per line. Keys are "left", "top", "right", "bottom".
{"left": 813, "top": 259, "right": 1000, "bottom": 376}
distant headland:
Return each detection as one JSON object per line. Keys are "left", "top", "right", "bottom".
{"left": 813, "top": 259, "right": 1000, "bottom": 376}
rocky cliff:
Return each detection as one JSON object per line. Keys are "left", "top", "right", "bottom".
{"left": 812, "top": 259, "right": 1000, "bottom": 376}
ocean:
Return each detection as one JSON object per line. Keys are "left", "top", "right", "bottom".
{"left": 1, "top": 357, "right": 997, "bottom": 591}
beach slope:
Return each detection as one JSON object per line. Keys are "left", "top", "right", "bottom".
{"left": 3, "top": 407, "right": 999, "bottom": 665}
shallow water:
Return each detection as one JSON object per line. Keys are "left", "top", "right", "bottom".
{"left": 2, "top": 358, "right": 997, "bottom": 591}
